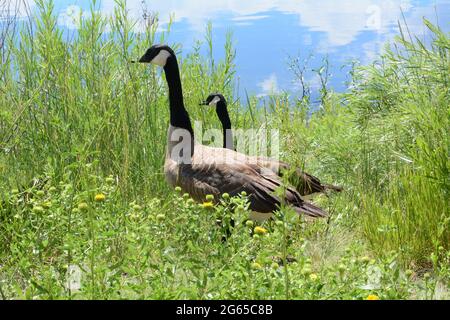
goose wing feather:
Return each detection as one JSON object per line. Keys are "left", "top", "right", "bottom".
{"left": 248, "top": 156, "right": 342, "bottom": 195}
{"left": 167, "top": 145, "right": 327, "bottom": 217}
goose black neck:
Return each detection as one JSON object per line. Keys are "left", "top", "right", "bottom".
{"left": 163, "top": 55, "right": 194, "bottom": 137}
{"left": 216, "top": 100, "right": 234, "bottom": 150}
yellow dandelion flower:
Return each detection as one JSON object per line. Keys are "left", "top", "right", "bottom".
{"left": 251, "top": 262, "right": 262, "bottom": 270}
{"left": 94, "top": 193, "right": 106, "bottom": 202}
{"left": 201, "top": 202, "right": 214, "bottom": 209}
{"left": 309, "top": 273, "right": 319, "bottom": 281}
{"left": 254, "top": 226, "right": 268, "bottom": 235}
{"left": 367, "top": 294, "right": 380, "bottom": 300}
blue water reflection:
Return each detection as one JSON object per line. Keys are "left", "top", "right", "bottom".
{"left": 14, "top": 0, "right": 450, "bottom": 98}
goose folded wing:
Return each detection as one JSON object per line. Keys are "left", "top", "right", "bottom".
{"left": 179, "top": 162, "right": 303, "bottom": 213}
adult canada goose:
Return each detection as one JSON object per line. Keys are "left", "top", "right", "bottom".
{"left": 135, "top": 44, "right": 327, "bottom": 220}
{"left": 200, "top": 93, "right": 343, "bottom": 196}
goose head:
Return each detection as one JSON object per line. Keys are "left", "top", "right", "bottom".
{"left": 200, "top": 93, "right": 225, "bottom": 107}
{"left": 136, "top": 44, "right": 175, "bottom": 67}
{"left": 200, "top": 93, "right": 233, "bottom": 150}
{"left": 200, "top": 93, "right": 228, "bottom": 118}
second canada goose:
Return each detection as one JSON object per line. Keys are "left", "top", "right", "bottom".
{"left": 135, "top": 44, "right": 328, "bottom": 220}
{"left": 200, "top": 93, "right": 343, "bottom": 196}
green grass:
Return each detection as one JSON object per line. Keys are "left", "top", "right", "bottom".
{"left": 0, "top": 0, "right": 448, "bottom": 299}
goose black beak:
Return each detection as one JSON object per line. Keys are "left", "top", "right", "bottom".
{"left": 130, "top": 54, "right": 148, "bottom": 63}
{"left": 199, "top": 101, "right": 208, "bottom": 106}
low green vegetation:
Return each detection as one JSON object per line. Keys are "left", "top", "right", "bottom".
{"left": 0, "top": 1, "right": 448, "bottom": 299}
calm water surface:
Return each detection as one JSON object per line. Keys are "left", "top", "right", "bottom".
{"left": 12, "top": 0, "right": 450, "bottom": 99}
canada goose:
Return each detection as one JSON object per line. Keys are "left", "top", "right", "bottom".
{"left": 135, "top": 44, "right": 327, "bottom": 220}
{"left": 200, "top": 93, "right": 343, "bottom": 196}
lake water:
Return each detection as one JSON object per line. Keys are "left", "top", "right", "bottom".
{"left": 9, "top": 0, "right": 450, "bottom": 100}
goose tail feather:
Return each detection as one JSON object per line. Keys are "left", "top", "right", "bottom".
{"left": 294, "top": 201, "right": 328, "bottom": 218}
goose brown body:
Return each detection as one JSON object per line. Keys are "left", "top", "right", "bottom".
{"left": 138, "top": 44, "right": 328, "bottom": 220}
{"left": 164, "top": 127, "right": 327, "bottom": 218}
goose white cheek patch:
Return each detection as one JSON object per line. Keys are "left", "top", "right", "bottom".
{"left": 151, "top": 49, "right": 171, "bottom": 66}
{"left": 209, "top": 96, "right": 221, "bottom": 106}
